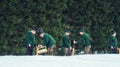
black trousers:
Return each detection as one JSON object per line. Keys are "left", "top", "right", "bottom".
{"left": 111, "top": 48, "right": 117, "bottom": 54}
{"left": 26, "top": 46, "right": 33, "bottom": 55}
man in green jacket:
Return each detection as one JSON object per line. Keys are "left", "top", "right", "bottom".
{"left": 74, "top": 29, "right": 91, "bottom": 54}
{"left": 108, "top": 30, "right": 118, "bottom": 54}
{"left": 24, "top": 25, "right": 37, "bottom": 55}
{"left": 39, "top": 29, "right": 56, "bottom": 55}
{"left": 62, "top": 30, "right": 71, "bottom": 56}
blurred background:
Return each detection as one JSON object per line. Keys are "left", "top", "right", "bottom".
{"left": 0, "top": 0, "right": 120, "bottom": 55}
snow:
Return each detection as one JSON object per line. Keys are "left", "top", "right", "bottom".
{"left": 0, "top": 54, "right": 120, "bottom": 67}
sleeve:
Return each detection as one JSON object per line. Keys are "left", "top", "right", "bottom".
{"left": 31, "top": 36, "right": 36, "bottom": 46}
{"left": 63, "top": 36, "right": 71, "bottom": 47}
{"left": 77, "top": 37, "right": 84, "bottom": 45}
{"left": 85, "top": 35, "right": 90, "bottom": 44}
{"left": 43, "top": 36, "right": 49, "bottom": 46}
{"left": 108, "top": 37, "right": 114, "bottom": 46}
{"left": 24, "top": 32, "right": 31, "bottom": 46}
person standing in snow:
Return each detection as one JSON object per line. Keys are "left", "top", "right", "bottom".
{"left": 62, "top": 30, "right": 72, "bottom": 56}
{"left": 38, "top": 28, "right": 56, "bottom": 55}
{"left": 74, "top": 28, "right": 91, "bottom": 54}
{"left": 108, "top": 30, "right": 118, "bottom": 54}
{"left": 24, "top": 25, "right": 38, "bottom": 55}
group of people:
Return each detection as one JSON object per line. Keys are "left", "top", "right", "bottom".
{"left": 62, "top": 29, "right": 91, "bottom": 55}
{"left": 63, "top": 29, "right": 119, "bottom": 55}
{"left": 24, "top": 25, "right": 118, "bottom": 56}
{"left": 24, "top": 25, "right": 56, "bottom": 55}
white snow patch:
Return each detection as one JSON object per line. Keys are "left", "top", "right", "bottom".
{"left": 0, "top": 54, "right": 120, "bottom": 67}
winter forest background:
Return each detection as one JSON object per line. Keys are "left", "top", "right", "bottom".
{"left": 0, "top": 0, "right": 120, "bottom": 55}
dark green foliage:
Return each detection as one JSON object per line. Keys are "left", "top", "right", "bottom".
{"left": 0, "top": 0, "right": 120, "bottom": 55}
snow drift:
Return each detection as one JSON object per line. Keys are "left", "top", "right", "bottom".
{"left": 0, "top": 54, "right": 120, "bottom": 67}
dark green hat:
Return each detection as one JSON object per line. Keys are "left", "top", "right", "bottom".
{"left": 32, "top": 25, "right": 38, "bottom": 32}
{"left": 66, "top": 30, "right": 71, "bottom": 33}
{"left": 111, "top": 30, "right": 116, "bottom": 34}
{"left": 78, "top": 26, "right": 84, "bottom": 32}
{"left": 38, "top": 28, "right": 44, "bottom": 34}
{"left": 78, "top": 29, "right": 84, "bottom": 32}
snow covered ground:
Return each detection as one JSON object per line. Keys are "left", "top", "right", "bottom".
{"left": 0, "top": 54, "right": 120, "bottom": 67}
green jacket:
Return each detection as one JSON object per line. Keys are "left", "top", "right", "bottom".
{"left": 77, "top": 32, "right": 91, "bottom": 47}
{"left": 108, "top": 35, "right": 118, "bottom": 48}
{"left": 24, "top": 31, "right": 36, "bottom": 48}
{"left": 62, "top": 34, "right": 71, "bottom": 48}
{"left": 43, "top": 33, "right": 56, "bottom": 48}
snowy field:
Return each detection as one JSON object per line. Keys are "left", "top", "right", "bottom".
{"left": 0, "top": 54, "right": 120, "bottom": 67}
